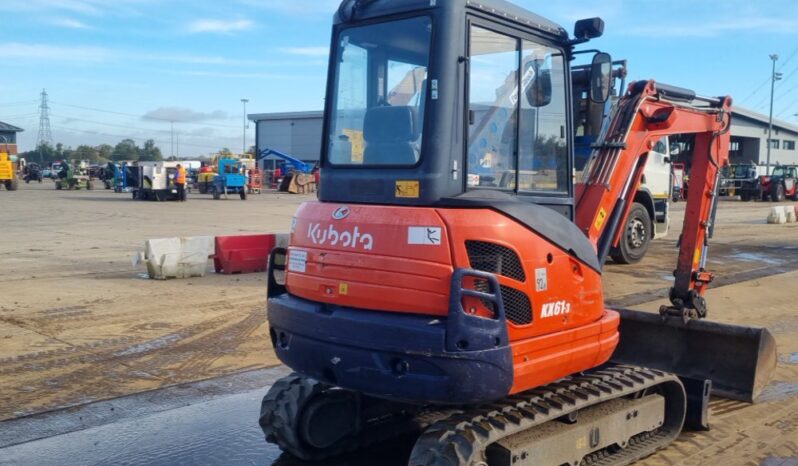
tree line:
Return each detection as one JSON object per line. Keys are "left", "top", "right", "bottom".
{"left": 20, "top": 139, "right": 163, "bottom": 165}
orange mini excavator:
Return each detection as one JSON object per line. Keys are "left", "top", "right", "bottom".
{"left": 259, "top": 1, "right": 776, "bottom": 464}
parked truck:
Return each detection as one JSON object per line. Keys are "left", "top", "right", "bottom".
{"left": 0, "top": 152, "right": 19, "bottom": 191}
{"left": 210, "top": 158, "right": 248, "bottom": 200}
{"left": 129, "top": 161, "right": 181, "bottom": 201}
{"left": 573, "top": 60, "right": 672, "bottom": 263}
{"left": 719, "top": 162, "right": 763, "bottom": 200}
{"left": 739, "top": 164, "right": 798, "bottom": 202}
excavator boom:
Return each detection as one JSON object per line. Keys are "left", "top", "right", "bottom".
{"left": 576, "top": 80, "right": 776, "bottom": 401}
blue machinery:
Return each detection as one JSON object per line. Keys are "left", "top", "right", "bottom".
{"left": 257, "top": 148, "right": 314, "bottom": 174}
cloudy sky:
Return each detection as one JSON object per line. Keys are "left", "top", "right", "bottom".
{"left": 1, "top": 0, "right": 797, "bottom": 156}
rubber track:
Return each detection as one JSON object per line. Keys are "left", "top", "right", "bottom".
{"left": 408, "top": 365, "right": 685, "bottom": 466}
{"left": 260, "top": 373, "right": 456, "bottom": 461}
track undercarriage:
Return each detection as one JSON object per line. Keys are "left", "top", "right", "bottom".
{"left": 260, "top": 365, "right": 686, "bottom": 466}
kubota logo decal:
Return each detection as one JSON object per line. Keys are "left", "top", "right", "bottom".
{"left": 308, "top": 223, "right": 374, "bottom": 250}
{"left": 331, "top": 206, "right": 351, "bottom": 220}
{"left": 541, "top": 300, "right": 571, "bottom": 318}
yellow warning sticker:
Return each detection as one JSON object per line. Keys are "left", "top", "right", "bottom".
{"left": 342, "top": 129, "right": 365, "bottom": 163}
{"left": 693, "top": 248, "right": 701, "bottom": 266}
{"left": 594, "top": 208, "right": 607, "bottom": 231}
{"left": 339, "top": 283, "right": 348, "bottom": 295}
{"left": 395, "top": 180, "right": 420, "bottom": 198}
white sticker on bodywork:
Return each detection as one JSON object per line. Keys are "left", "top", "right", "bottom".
{"left": 288, "top": 250, "right": 308, "bottom": 273}
{"left": 535, "top": 267, "right": 547, "bottom": 292}
{"left": 408, "top": 226, "right": 442, "bottom": 245}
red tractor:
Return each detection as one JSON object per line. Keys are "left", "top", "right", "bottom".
{"left": 758, "top": 164, "right": 798, "bottom": 202}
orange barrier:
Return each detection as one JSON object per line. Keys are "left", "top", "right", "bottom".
{"left": 214, "top": 234, "right": 276, "bottom": 274}
{"left": 248, "top": 168, "right": 263, "bottom": 194}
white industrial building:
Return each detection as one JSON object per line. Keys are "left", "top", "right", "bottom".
{"left": 248, "top": 111, "right": 323, "bottom": 169}
{"left": 729, "top": 107, "right": 798, "bottom": 167}
{"left": 249, "top": 107, "right": 798, "bottom": 168}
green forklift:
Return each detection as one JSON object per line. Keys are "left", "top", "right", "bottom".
{"left": 55, "top": 162, "right": 94, "bottom": 190}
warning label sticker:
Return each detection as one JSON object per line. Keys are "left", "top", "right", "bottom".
{"left": 288, "top": 249, "right": 308, "bottom": 273}
{"left": 395, "top": 180, "right": 420, "bottom": 198}
{"left": 408, "top": 226, "right": 442, "bottom": 245}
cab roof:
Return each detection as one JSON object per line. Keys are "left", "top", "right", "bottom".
{"left": 334, "top": 0, "right": 569, "bottom": 39}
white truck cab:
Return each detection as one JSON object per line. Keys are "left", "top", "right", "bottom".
{"left": 607, "top": 135, "right": 672, "bottom": 264}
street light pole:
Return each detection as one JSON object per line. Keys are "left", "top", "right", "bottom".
{"left": 766, "top": 54, "right": 782, "bottom": 175}
{"left": 241, "top": 98, "right": 249, "bottom": 155}
{"left": 170, "top": 121, "right": 175, "bottom": 159}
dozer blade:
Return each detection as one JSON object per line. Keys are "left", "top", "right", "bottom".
{"left": 610, "top": 308, "right": 777, "bottom": 402}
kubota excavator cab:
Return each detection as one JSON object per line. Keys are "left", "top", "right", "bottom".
{"left": 261, "top": 0, "right": 776, "bottom": 463}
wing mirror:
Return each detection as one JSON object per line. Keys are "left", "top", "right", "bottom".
{"left": 590, "top": 52, "right": 612, "bottom": 104}
{"left": 574, "top": 17, "right": 605, "bottom": 41}
{"left": 524, "top": 60, "right": 552, "bottom": 108}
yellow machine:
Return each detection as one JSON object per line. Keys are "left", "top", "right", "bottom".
{"left": 0, "top": 151, "right": 18, "bottom": 191}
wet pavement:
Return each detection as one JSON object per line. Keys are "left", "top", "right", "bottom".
{"left": 2, "top": 388, "right": 278, "bottom": 466}
{"left": 0, "top": 368, "right": 415, "bottom": 466}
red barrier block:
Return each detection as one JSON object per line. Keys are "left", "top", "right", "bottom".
{"left": 214, "top": 234, "right": 276, "bottom": 274}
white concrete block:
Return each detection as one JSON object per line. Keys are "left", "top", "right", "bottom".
{"left": 787, "top": 207, "right": 797, "bottom": 223}
{"left": 767, "top": 206, "right": 787, "bottom": 224}
{"left": 144, "top": 236, "right": 214, "bottom": 279}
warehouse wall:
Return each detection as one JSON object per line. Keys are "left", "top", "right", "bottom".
{"left": 731, "top": 115, "right": 798, "bottom": 166}
{"left": 254, "top": 115, "right": 323, "bottom": 164}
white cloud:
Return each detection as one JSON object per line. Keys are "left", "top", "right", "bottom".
{"left": 280, "top": 46, "right": 329, "bottom": 58}
{"left": 177, "top": 70, "right": 295, "bottom": 80}
{"left": 51, "top": 17, "right": 92, "bottom": 29}
{"left": 145, "top": 53, "right": 259, "bottom": 67}
{"left": 1, "top": 43, "right": 109, "bottom": 62}
{"left": 142, "top": 107, "right": 228, "bottom": 122}
{"left": 237, "top": 0, "right": 339, "bottom": 15}
{"left": 0, "top": 42, "right": 261, "bottom": 67}
{"left": 186, "top": 19, "right": 254, "bottom": 34}
{"left": 624, "top": 16, "right": 798, "bottom": 37}
{"left": 0, "top": 0, "right": 150, "bottom": 17}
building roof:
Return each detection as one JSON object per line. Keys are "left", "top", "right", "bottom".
{"left": 0, "top": 121, "right": 24, "bottom": 132}
{"left": 733, "top": 107, "right": 798, "bottom": 135}
{"left": 249, "top": 111, "right": 323, "bottom": 122}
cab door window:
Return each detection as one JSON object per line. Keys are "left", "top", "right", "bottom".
{"left": 466, "top": 25, "right": 569, "bottom": 194}
{"left": 466, "top": 26, "right": 519, "bottom": 190}
{"left": 517, "top": 41, "right": 568, "bottom": 193}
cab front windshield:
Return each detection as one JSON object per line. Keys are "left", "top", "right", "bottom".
{"left": 327, "top": 16, "right": 431, "bottom": 166}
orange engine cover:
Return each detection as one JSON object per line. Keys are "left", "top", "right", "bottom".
{"left": 284, "top": 201, "right": 618, "bottom": 393}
